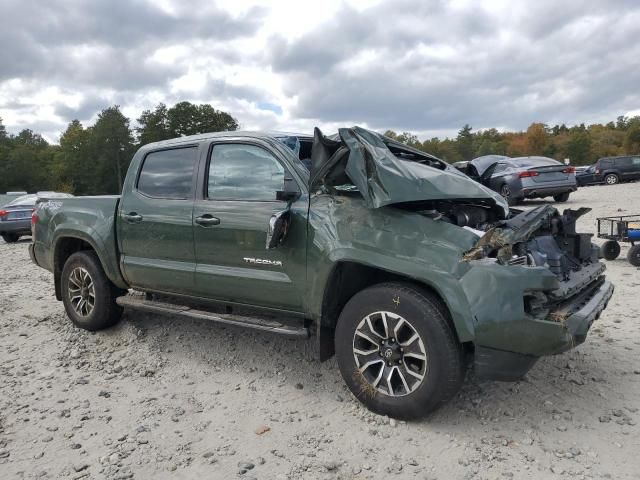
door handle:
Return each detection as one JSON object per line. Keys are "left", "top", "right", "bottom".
{"left": 195, "top": 215, "right": 221, "bottom": 226}
{"left": 123, "top": 212, "right": 143, "bottom": 223}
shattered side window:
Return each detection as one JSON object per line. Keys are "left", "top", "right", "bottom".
{"left": 275, "top": 136, "right": 301, "bottom": 159}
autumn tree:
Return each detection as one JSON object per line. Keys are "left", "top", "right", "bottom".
{"left": 526, "top": 123, "right": 549, "bottom": 155}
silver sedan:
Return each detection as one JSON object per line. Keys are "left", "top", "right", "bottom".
{"left": 469, "top": 155, "right": 577, "bottom": 204}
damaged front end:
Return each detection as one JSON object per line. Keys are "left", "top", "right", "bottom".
{"left": 308, "top": 126, "right": 614, "bottom": 381}
{"left": 460, "top": 205, "right": 614, "bottom": 380}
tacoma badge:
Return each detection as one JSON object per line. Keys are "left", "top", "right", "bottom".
{"left": 243, "top": 257, "right": 283, "bottom": 266}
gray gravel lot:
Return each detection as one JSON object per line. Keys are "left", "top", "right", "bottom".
{"left": 1, "top": 183, "right": 639, "bottom": 479}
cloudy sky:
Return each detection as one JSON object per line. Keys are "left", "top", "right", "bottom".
{"left": 1, "top": 0, "right": 640, "bottom": 143}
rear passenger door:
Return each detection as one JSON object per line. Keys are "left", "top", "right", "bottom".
{"left": 617, "top": 157, "right": 633, "bottom": 180}
{"left": 192, "top": 140, "right": 308, "bottom": 312}
{"left": 118, "top": 145, "right": 200, "bottom": 294}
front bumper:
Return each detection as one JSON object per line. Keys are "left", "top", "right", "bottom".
{"left": 552, "top": 279, "right": 614, "bottom": 347}
{"left": 475, "top": 278, "right": 614, "bottom": 381}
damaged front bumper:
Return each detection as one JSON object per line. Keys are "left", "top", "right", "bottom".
{"left": 474, "top": 277, "right": 614, "bottom": 381}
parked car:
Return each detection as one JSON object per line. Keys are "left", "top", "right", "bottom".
{"left": 0, "top": 191, "right": 28, "bottom": 207}
{"left": 468, "top": 155, "right": 577, "bottom": 204}
{"left": 591, "top": 155, "right": 640, "bottom": 185}
{"left": 30, "top": 127, "right": 613, "bottom": 419}
{"left": 576, "top": 165, "right": 599, "bottom": 186}
{"left": 1, "top": 192, "right": 73, "bottom": 243}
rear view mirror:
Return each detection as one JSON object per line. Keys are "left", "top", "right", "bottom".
{"left": 266, "top": 209, "right": 291, "bottom": 249}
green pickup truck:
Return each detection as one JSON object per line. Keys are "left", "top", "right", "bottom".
{"left": 30, "top": 127, "right": 614, "bottom": 419}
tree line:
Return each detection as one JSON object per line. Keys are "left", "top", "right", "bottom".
{"left": 385, "top": 116, "right": 640, "bottom": 165}
{"left": 1, "top": 105, "right": 639, "bottom": 195}
{"left": 0, "top": 102, "right": 239, "bottom": 195}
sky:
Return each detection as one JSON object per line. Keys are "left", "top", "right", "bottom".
{"left": 1, "top": 0, "right": 640, "bottom": 143}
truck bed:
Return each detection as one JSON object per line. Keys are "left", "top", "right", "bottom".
{"left": 31, "top": 195, "right": 124, "bottom": 289}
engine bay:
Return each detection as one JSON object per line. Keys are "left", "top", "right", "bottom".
{"left": 409, "top": 201, "right": 600, "bottom": 281}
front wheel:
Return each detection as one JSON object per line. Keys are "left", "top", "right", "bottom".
{"left": 499, "top": 184, "right": 518, "bottom": 205}
{"left": 2, "top": 233, "right": 20, "bottom": 243}
{"left": 334, "top": 283, "right": 463, "bottom": 419}
{"left": 553, "top": 192, "right": 570, "bottom": 202}
{"left": 628, "top": 244, "right": 640, "bottom": 267}
{"left": 61, "top": 251, "right": 124, "bottom": 331}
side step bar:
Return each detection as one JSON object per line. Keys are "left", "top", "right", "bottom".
{"left": 116, "top": 295, "right": 309, "bottom": 338}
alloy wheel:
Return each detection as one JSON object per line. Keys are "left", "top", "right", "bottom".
{"left": 605, "top": 174, "right": 618, "bottom": 185}
{"left": 352, "top": 311, "right": 427, "bottom": 397}
{"left": 500, "top": 184, "right": 511, "bottom": 198}
{"left": 68, "top": 267, "right": 95, "bottom": 317}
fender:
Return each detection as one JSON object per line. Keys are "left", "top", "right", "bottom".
{"left": 51, "top": 227, "right": 128, "bottom": 294}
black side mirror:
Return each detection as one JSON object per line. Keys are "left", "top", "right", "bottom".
{"left": 276, "top": 175, "right": 300, "bottom": 201}
{"left": 266, "top": 209, "right": 291, "bottom": 249}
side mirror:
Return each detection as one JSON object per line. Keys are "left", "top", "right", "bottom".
{"left": 266, "top": 209, "right": 291, "bottom": 249}
{"left": 276, "top": 175, "right": 300, "bottom": 202}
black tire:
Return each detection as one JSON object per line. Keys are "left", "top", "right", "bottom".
{"left": 628, "top": 244, "right": 640, "bottom": 267}
{"left": 334, "top": 282, "right": 463, "bottom": 419}
{"left": 60, "top": 251, "right": 123, "bottom": 331}
{"left": 604, "top": 173, "right": 619, "bottom": 185}
{"left": 2, "top": 233, "right": 20, "bottom": 243}
{"left": 553, "top": 192, "right": 570, "bottom": 202}
{"left": 601, "top": 240, "right": 621, "bottom": 260}
{"left": 499, "top": 184, "right": 517, "bottom": 206}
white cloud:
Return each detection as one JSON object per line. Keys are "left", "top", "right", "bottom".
{"left": 0, "top": 0, "right": 639, "bottom": 143}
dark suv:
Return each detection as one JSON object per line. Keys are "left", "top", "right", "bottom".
{"left": 593, "top": 155, "right": 640, "bottom": 185}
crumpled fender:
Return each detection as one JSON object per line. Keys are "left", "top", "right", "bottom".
{"left": 307, "top": 195, "right": 487, "bottom": 342}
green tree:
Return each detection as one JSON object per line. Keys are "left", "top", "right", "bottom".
{"left": 52, "top": 120, "right": 92, "bottom": 193}
{"left": 3, "top": 130, "right": 54, "bottom": 192}
{"left": 90, "top": 106, "right": 135, "bottom": 193}
{"left": 456, "top": 124, "right": 474, "bottom": 160}
{"left": 167, "top": 101, "right": 239, "bottom": 137}
{"left": 624, "top": 123, "right": 640, "bottom": 154}
{"left": 137, "top": 103, "right": 170, "bottom": 146}
{"left": 566, "top": 129, "right": 592, "bottom": 165}
{"left": 196, "top": 104, "right": 239, "bottom": 133}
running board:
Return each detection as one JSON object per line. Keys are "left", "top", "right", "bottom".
{"left": 116, "top": 295, "right": 309, "bottom": 338}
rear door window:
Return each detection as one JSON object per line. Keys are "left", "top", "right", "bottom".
{"left": 137, "top": 147, "right": 198, "bottom": 199}
{"left": 616, "top": 157, "right": 632, "bottom": 167}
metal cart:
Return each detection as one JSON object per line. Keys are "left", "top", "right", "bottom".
{"left": 597, "top": 215, "right": 640, "bottom": 266}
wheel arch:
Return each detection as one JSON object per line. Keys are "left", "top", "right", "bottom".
{"left": 53, "top": 234, "right": 125, "bottom": 300}
{"left": 316, "top": 260, "right": 469, "bottom": 361}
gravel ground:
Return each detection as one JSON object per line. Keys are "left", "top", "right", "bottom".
{"left": 1, "top": 183, "right": 639, "bottom": 480}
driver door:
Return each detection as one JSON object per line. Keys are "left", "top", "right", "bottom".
{"left": 192, "top": 141, "right": 308, "bottom": 312}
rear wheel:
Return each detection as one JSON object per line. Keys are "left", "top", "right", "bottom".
{"left": 628, "top": 245, "right": 640, "bottom": 267}
{"left": 553, "top": 192, "right": 570, "bottom": 202}
{"left": 61, "top": 251, "right": 123, "bottom": 331}
{"left": 604, "top": 173, "right": 619, "bottom": 185}
{"left": 334, "top": 283, "right": 463, "bottom": 419}
{"left": 2, "top": 233, "right": 20, "bottom": 243}
{"left": 601, "top": 240, "right": 621, "bottom": 260}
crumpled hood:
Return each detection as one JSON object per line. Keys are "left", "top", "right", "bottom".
{"left": 310, "top": 126, "right": 509, "bottom": 216}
